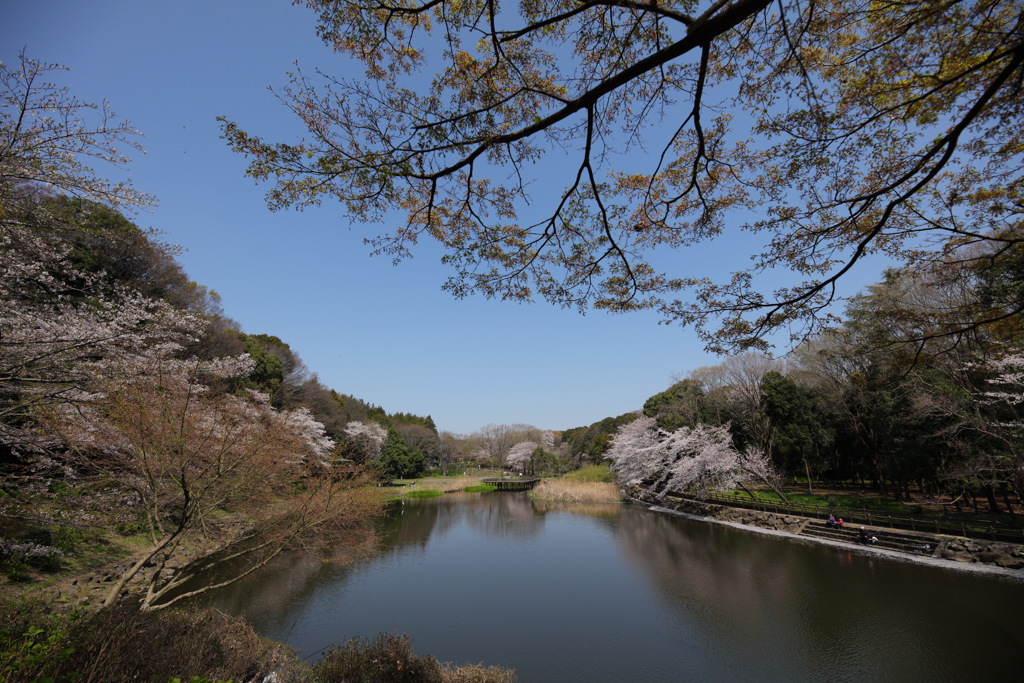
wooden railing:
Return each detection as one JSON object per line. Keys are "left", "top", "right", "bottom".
{"left": 482, "top": 477, "right": 540, "bottom": 491}
{"left": 661, "top": 490, "right": 1024, "bottom": 543}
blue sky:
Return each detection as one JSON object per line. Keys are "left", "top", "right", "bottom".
{"left": 3, "top": 1, "right": 884, "bottom": 435}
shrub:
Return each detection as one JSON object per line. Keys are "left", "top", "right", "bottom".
{"left": 0, "top": 597, "right": 79, "bottom": 682}
{"left": 44, "top": 603, "right": 301, "bottom": 683}
{"left": 16, "top": 528, "right": 81, "bottom": 557}
{"left": 312, "top": 633, "right": 517, "bottom": 683}
{"left": 20, "top": 528, "right": 54, "bottom": 547}
{"left": 313, "top": 633, "right": 444, "bottom": 682}
{"left": 114, "top": 521, "right": 147, "bottom": 536}
{"left": 0, "top": 540, "right": 67, "bottom": 575}
{"left": 3, "top": 556, "right": 31, "bottom": 582}
{"left": 51, "top": 527, "right": 84, "bottom": 554}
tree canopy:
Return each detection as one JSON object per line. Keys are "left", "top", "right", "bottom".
{"left": 223, "top": 0, "right": 1024, "bottom": 352}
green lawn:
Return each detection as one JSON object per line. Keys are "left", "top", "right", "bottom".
{"left": 388, "top": 471, "right": 503, "bottom": 497}
{"left": 727, "top": 488, "right": 931, "bottom": 516}
{"left": 559, "top": 464, "right": 614, "bottom": 483}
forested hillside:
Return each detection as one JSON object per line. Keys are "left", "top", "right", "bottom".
{"left": 0, "top": 55, "right": 437, "bottom": 608}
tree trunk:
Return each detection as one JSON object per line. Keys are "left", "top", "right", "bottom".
{"left": 984, "top": 484, "right": 1004, "bottom": 514}
{"left": 737, "top": 482, "right": 758, "bottom": 500}
{"left": 101, "top": 531, "right": 179, "bottom": 607}
{"left": 1001, "top": 488, "right": 1017, "bottom": 519}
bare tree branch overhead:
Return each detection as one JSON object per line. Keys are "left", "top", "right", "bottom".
{"left": 222, "top": 0, "right": 1024, "bottom": 352}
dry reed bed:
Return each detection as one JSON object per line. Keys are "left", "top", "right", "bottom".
{"left": 530, "top": 479, "right": 622, "bottom": 502}
{"left": 432, "top": 476, "right": 483, "bottom": 493}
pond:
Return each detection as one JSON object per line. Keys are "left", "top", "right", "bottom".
{"left": 197, "top": 492, "right": 1024, "bottom": 682}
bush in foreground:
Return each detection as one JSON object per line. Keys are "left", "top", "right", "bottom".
{"left": 312, "top": 633, "right": 516, "bottom": 683}
{"left": 0, "top": 598, "right": 302, "bottom": 683}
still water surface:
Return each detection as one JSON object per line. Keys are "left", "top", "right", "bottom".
{"left": 199, "top": 492, "right": 1024, "bottom": 682}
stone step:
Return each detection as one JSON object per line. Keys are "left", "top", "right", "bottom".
{"left": 800, "top": 523, "right": 938, "bottom": 555}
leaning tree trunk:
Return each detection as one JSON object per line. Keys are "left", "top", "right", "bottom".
{"left": 102, "top": 530, "right": 182, "bottom": 607}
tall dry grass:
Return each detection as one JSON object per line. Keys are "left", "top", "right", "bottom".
{"left": 423, "top": 476, "right": 481, "bottom": 493}
{"left": 395, "top": 475, "right": 481, "bottom": 495}
{"left": 530, "top": 479, "right": 622, "bottom": 503}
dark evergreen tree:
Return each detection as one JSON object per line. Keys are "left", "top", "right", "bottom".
{"left": 374, "top": 428, "right": 425, "bottom": 480}
{"left": 760, "top": 371, "right": 834, "bottom": 492}
{"left": 237, "top": 333, "right": 286, "bottom": 395}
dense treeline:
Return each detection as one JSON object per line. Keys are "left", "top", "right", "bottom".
{"left": 582, "top": 263, "right": 1024, "bottom": 513}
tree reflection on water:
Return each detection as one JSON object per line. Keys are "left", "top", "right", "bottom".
{"left": 195, "top": 492, "right": 1024, "bottom": 682}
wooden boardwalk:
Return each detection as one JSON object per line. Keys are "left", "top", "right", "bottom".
{"left": 482, "top": 477, "right": 541, "bottom": 491}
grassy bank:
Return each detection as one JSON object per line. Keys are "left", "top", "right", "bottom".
{"left": 390, "top": 472, "right": 504, "bottom": 498}
{"left": 742, "top": 488, "right": 928, "bottom": 514}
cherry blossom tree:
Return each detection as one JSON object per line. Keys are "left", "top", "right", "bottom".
{"left": 1, "top": 51, "right": 383, "bottom": 611}
{"left": 604, "top": 417, "right": 667, "bottom": 489}
{"left": 43, "top": 351, "right": 379, "bottom": 610}
{"left": 541, "top": 431, "right": 556, "bottom": 450}
{"left": 0, "top": 220, "right": 204, "bottom": 457}
{"left": 506, "top": 441, "right": 538, "bottom": 472}
{"left": 283, "top": 406, "right": 337, "bottom": 467}
{"left": 1, "top": 52, "right": 194, "bottom": 458}
{"left": 977, "top": 353, "right": 1024, "bottom": 414}
{"left": 972, "top": 351, "right": 1024, "bottom": 505}
{"left": 343, "top": 420, "right": 388, "bottom": 463}
{"left": 605, "top": 416, "right": 785, "bottom": 500}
